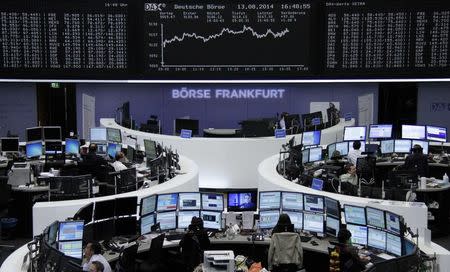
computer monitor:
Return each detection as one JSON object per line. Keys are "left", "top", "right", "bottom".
{"left": 43, "top": 126, "right": 62, "bottom": 141}
{"left": 178, "top": 192, "right": 201, "bottom": 210}
{"left": 45, "top": 141, "right": 62, "bottom": 154}
{"left": 412, "top": 140, "right": 429, "bottom": 154}
{"left": 65, "top": 138, "right": 80, "bottom": 155}
{"left": 281, "top": 192, "right": 303, "bottom": 211}
{"left": 303, "top": 212, "right": 324, "bottom": 234}
{"left": 344, "top": 126, "right": 367, "bottom": 141}
{"left": 259, "top": 210, "right": 280, "bottom": 229}
{"left": 401, "top": 125, "right": 426, "bottom": 140}
{"left": 58, "top": 240, "right": 83, "bottom": 259}
{"left": 394, "top": 139, "right": 412, "bottom": 153}
{"left": 364, "top": 144, "right": 378, "bottom": 154}
{"left": 27, "top": 127, "right": 42, "bottom": 142}
{"left": 93, "top": 219, "right": 114, "bottom": 242}
{"left": 369, "top": 124, "right": 393, "bottom": 139}
{"left": 0, "top": 137, "right": 19, "bottom": 152}
{"left": 327, "top": 143, "right": 336, "bottom": 158}
{"left": 227, "top": 191, "right": 257, "bottom": 212}
{"left": 344, "top": 205, "right": 366, "bottom": 225}
{"left": 368, "top": 227, "right": 387, "bottom": 251}
{"left": 73, "top": 203, "right": 94, "bottom": 224}
{"left": 325, "top": 197, "right": 340, "bottom": 218}
{"left": 426, "top": 125, "right": 447, "bottom": 142}
{"left": 349, "top": 141, "right": 366, "bottom": 153}
{"left": 115, "top": 197, "right": 138, "bottom": 216}
{"left": 366, "top": 207, "right": 385, "bottom": 229}
{"left": 141, "top": 195, "right": 157, "bottom": 216}
{"left": 308, "top": 147, "right": 323, "bottom": 162}
{"left": 311, "top": 178, "right": 324, "bottom": 191}
{"left": 201, "top": 193, "right": 224, "bottom": 211}
{"left": 201, "top": 210, "right": 222, "bottom": 230}
{"left": 106, "top": 128, "right": 122, "bottom": 143}
{"left": 47, "top": 221, "right": 59, "bottom": 245}
{"left": 90, "top": 128, "right": 107, "bottom": 142}
{"left": 178, "top": 210, "right": 200, "bottom": 229}
{"left": 283, "top": 211, "right": 303, "bottom": 230}
{"left": 386, "top": 233, "right": 402, "bottom": 256}
{"left": 156, "top": 211, "right": 177, "bottom": 231}
{"left": 94, "top": 200, "right": 115, "bottom": 221}
{"left": 385, "top": 212, "right": 401, "bottom": 235}
{"left": 107, "top": 143, "right": 121, "bottom": 159}
{"left": 335, "top": 141, "right": 349, "bottom": 156}
{"left": 259, "top": 191, "right": 281, "bottom": 210}
{"left": 58, "top": 221, "right": 84, "bottom": 241}
{"left": 301, "top": 111, "right": 323, "bottom": 127}
{"left": 140, "top": 213, "right": 155, "bottom": 235}
{"left": 301, "top": 149, "right": 309, "bottom": 164}
{"left": 326, "top": 215, "right": 340, "bottom": 237}
{"left": 96, "top": 143, "right": 107, "bottom": 155}
{"left": 302, "top": 131, "right": 321, "bottom": 146}
{"left": 143, "top": 139, "right": 157, "bottom": 159}
{"left": 156, "top": 193, "right": 178, "bottom": 212}
{"left": 347, "top": 224, "right": 368, "bottom": 246}
{"left": 303, "top": 194, "right": 324, "bottom": 213}
{"left": 175, "top": 119, "right": 199, "bottom": 136}
{"left": 115, "top": 217, "right": 137, "bottom": 236}
{"left": 380, "top": 139, "right": 394, "bottom": 154}
{"left": 26, "top": 141, "right": 43, "bottom": 158}
{"left": 126, "top": 145, "right": 135, "bottom": 162}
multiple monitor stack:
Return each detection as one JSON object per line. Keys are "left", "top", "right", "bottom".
{"left": 90, "top": 127, "right": 122, "bottom": 158}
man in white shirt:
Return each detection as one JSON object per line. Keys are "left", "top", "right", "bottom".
{"left": 82, "top": 242, "right": 112, "bottom": 272}
{"left": 347, "top": 140, "right": 363, "bottom": 166}
{"left": 111, "top": 152, "right": 128, "bottom": 172}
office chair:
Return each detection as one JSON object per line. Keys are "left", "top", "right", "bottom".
{"left": 0, "top": 183, "right": 12, "bottom": 240}
{"left": 117, "top": 167, "right": 137, "bottom": 194}
{"left": 137, "top": 233, "right": 166, "bottom": 272}
{"left": 115, "top": 243, "right": 139, "bottom": 272}
{"left": 268, "top": 232, "right": 304, "bottom": 272}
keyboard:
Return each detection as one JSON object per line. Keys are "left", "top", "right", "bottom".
{"left": 300, "top": 235, "right": 312, "bottom": 243}
{"left": 14, "top": 163, "right": 27, "bottom": 168}
{"left": 165, "top": 233, "right": 185, "bottom": 241}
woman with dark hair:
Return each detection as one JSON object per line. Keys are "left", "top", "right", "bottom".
{"left": 271, "top": 213, "right": 294, "bottom": 235}
{"left": 179, "top": 216, "right": 211, "bottom": 272}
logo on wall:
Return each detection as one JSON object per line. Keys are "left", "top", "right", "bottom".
{"left": 431, "top": 103, "right": 450, "bottom": 112}
{"left": 171, "top": 87, "right": 286, "bottom": 100}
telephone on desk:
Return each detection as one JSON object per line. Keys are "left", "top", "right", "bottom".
{"left": 103, "top": 240, "right": 122, "bottom": 252}
{"left": 248, "top": 233, "right": 264, "bottom": 241}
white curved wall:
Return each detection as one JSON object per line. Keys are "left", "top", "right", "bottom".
{"left": 101, "top": 118, "right": 354, "bottom": 189}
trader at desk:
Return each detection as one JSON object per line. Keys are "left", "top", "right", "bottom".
{"left": 111, "top": 152, "right": 128, "bottom": 172}
{"left": 347, "top": 140, "right": 363, "bottom": 166}
{"left": 83, "top": 242, "right": 112, "bottom": 272}
{"left": 340, "top": 164, "right": 358, "bottom": 186}
{"left": 404, "top": 144, "right": 429, "bottom": 177}
{"left": 80, "top": 143, "right": 110, "bottom": 178}
{"left": 334, "top": 229, "right": 370, "bottom": 272}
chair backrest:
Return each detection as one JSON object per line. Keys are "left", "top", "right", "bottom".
{"left": 0, "top": 183, "right": 11, "bottom": 207}
{"left": 180, "top": 233, "right": 203, "bottom": 272}
{"left": 116, "top": 243, "right": 139, "bottom": 272}
{"left": 117, "top": 168, "right": 137, "bottom": 193}
{"left": 49, "top": 175, "right": 92, "bottom": 200}
{"left": 270, "top": 232, "right": 302, "bottom": 270}
{"left": 148, "top": 233, "right": 165, "bottom": 263}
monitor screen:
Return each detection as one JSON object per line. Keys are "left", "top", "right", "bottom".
{"left": 302, "top": 131, "right": 321, "bottom": 146}
{"left": 144, "top": 139, "right": 157, "bottom": 159}
{"left": 201, "top": 193, "right": 224, "bottom": 211}
{"left": 115, "top": 197, "right": 137, "bottom": 217}
{"left": 90, "top": 128, "right": 107, "bottom": 142}
{"left": 107, "top": 143, "right": 121, "bottom": 159}
{"left": 140, "top": 213, "right": 155, "bottom": 235}
{"left": 325, "top": 197, "right": 340, "bottom": 218}
{"left": 335, "top": 142, "right": 349, "bottom": 156}
{"left": 175, "top": 119, "right": 199, "bottom": 136}
{"left": 385, "top": 212, "right": 401, "bottom": 235}
{"left": 126, "top": 145, "right": 135, "bottom": 162}
{"left": 369, "top": 124, "right": 393, "bottom": 139}
{"left": 349, "top": 141, "right": 366, "bottom": 152}
{"left": 259, "top": 191, "right": 281, "bottom": 210}
{"left": 259, "top": 210, "right": 280, "bottom": 229}
{"left": 115, "top": 217, "right": 137, "bottom": 236}
{"left": 106, "top": 128, "right": 122, "bottom": 143}
{"left": 347, "top": 224, "right": 368, "bottom": 246}
{"left": 26, "top": 141, "right": 43, "bottom": 158}
{"left": 74, "top": 203, "right": 94, "bottom": 224}
{"left": 344, "top": 205, "right": 366, "bottom": 225}
{"left": 48, "top": 221, "right": 59, "bottom": 245}
{"left": 303, "top": 212, "right": 324, "bottom": 234}
{"left": 301, "top": 149, "right": 309, "bottom": 164}
{"left": 65, "top": 138, "right": 80, "bottom": 155}
{"left": 308, "top": 147, "right": 322, "bottom": 162}
{"left": 43, "top": 127, "right": 62, "bottom": 141}
{"left": 326, "top": 215, "right": 340, "bottom": 237}
{"left": 366, "top": 207, "right": 385, "bottom": 229}
{"left": 227, "top": 191, "right": 257, "bottom": 212}
{"left": 45, "top": 141, "right": 62, "bottom": 154}
{"left": 58, "top": 240, "right": 83, "bottom": 259}
{"left": 426, "top": 126, "right": 447, "bottom": 142}
{"left": 58, "top": 221, "right": 84, "bottom": 241}
{"left": 327, "top": 143, "right": 336, "bottom": 158}
{"left": 303, "top": 194, "right": 324, "bottom": 213}
{"left": 311, "top": 178, "right": 324, "bottom": 191}
{"left": 283, "top": 211, "right": 303, "bottom": 230}
{"left": 394, "top": 139, "right": 412, "bottom": 153}
{"left": 281, "top": 192, "right": 303, "bottom": 211}
{"left": 1, "top": 138, "right": 19, "bottom": 152}
{"left": 344, "top": 126, "right": 367, "bottom": 141}
{"left": 401, "top": 125, "right": 426, "bottom": 140}
{"left": 27, "top": 127, "right": 42, "bottom": 142}
{"left": 368, "top": 228, "right": 387, "bottom": 251}
{"left": 178, "top": 210, "right": 200, "bottom": 229}
{"left": 412, "top": 140, "right": 429, "bottom": 154}
{"left": 386, "top": 233, "right": 402, "bottom": 256}
{"left": 96, "top": 143, "right": 107, "bottom": 155}
{"left": 380, "top": 140, "right": 394, "bottom": 154}
{"left": 157, "top": 193, "right": 178, "bottom": 212}
{"left": 141, "top": 195, "right": 157, "bottom": 216}
{"left": 179, "top": 192, "right": 201, "bottom": 210}
{"left": 94, "top": 200, "right": 115, "bottom": 221}
{"left": 156, "top": 211, "right": 177, "bottom": 231}
{"left": 201, "top": 210, "right": 222, "bottom": 230}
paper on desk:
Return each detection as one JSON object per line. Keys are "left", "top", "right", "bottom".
{"left": 225, "top": 213, "right": 237, "bottom": 226}
{"left": 242, "top": 212, "right": 254, "bottom": 230}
